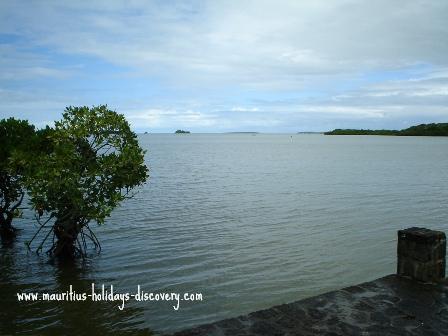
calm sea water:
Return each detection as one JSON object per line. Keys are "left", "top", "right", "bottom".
{"left": 1, "top": 134, "right": 448, "bottom": 335}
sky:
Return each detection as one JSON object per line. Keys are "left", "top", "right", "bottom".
{"left": 1, "top": 0, "right": 448, "bottom": 133}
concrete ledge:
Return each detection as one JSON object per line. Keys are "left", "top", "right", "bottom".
{"left": 171, "top": 275, "right": 448, "bottom": 336}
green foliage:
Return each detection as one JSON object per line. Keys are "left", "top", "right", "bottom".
{"left": 324, "top": 129, "right": 399, "bottom": 135}
{"left": 26, "top": 105, "right": 149, "bottom": 226}
{"left": 0, "top": 118, "right": 36, "bottom": 234}
{"left": 399, "top": 123, "right": 448, "bottom": 136}
{"left": 1, "top": 107, "right": 148, "bottom": 257}
{"left": 325, "top": 123, "right": 448, "bottom": 136}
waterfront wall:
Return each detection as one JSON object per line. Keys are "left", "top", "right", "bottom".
{"left": 171, "top": 227, "right": 448, "bottom": 336}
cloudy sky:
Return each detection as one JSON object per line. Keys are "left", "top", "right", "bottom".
{"left": 1, "top": 0, "right": 448, "bottom": 132}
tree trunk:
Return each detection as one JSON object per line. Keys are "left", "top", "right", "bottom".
{"left": 53, "top": 216, "right": 80, "bottom": 259}
{"left": 0, "top": 191, "right": 23, "bottom": 240}
{"left": 0, "top": 212, "right": 16, "bottom": 240}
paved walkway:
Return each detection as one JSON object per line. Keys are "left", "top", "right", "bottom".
{"left": 171, "top": 275, "right": 448, "bottom": 336}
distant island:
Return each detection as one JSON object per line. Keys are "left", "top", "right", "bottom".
{"left": 175, "top": 129, "right": 190, "bottom": 134}
{"left": 325, "top": 123, "right": 448, "bottom": 136}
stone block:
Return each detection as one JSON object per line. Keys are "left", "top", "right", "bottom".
{"left": 397, "top": 227, "right": 446, "bottom": 282}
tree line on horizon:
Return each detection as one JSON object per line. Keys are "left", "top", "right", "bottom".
{"left": 324, "top": 123, "right": 448, "bottom": 136}
{"left": 0, "top": 105, "right": 149, "bottom": 260}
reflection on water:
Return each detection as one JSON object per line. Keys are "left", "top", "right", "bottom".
{"left": 0, "top": 241, "right": 152, "bottom": 335}
{"left": 1, "top": 134, "right": 448, "bottom": 334}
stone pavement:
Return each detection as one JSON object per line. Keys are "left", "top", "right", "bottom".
{"left": 171, "top": 274, "right": 448, "bottom": 336}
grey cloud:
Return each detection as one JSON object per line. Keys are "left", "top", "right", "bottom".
{"left": 3, "top": 1, "right": 448, "bottom": 85}
{"left": 2, "top": 0, "right": 448, "bottom": 130}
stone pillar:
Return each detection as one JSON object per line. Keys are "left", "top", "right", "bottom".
{"left": 397, "top": 227, "right": 446, "bottom": 283}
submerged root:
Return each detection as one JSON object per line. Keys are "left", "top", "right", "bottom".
{"left": 0, "top": 224, "right": 17, "bottom": 242}
{"left": 28, "top": 219, "right": 101, "bottom": 260}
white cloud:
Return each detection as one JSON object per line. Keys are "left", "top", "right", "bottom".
{"left": 126, "top": 108, "right": 217, "bottom": 129}
{"left": 1, "top": 1, "right": 448, "bottom": 130}
{"left": 2, "top": 1, "right": 448, "bottom": 86}
{"left": 0, "top": 44, "right": 74, "bottom": 80}
{"left": 298, "top": 106, "right": 385, "bottom": 118}
{"left": 230, "top": 106, "right": 260, "bottom": 112}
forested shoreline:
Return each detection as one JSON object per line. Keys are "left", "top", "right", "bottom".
{"left": 325, "top": 123, "right": 448, "bottom": 136}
